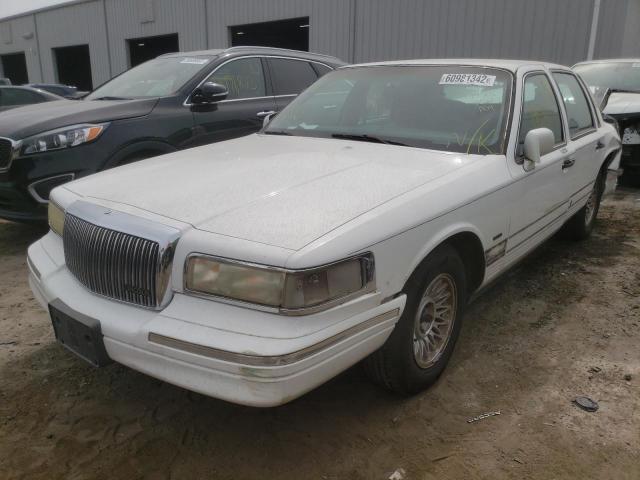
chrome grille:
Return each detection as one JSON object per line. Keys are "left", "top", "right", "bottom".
{"left": 63, "top": 213, "right": 161, "bottom": 308}
{"left": 0, "top": 138, "right": 13, "bottom": 170}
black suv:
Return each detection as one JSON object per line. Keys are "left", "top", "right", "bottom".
{"left": 0, "top": 46, "right": 345, "bottom": 222}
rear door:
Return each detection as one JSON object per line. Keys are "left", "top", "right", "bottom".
{"left": 188, "top": 56, "right": 276, "bottom": 146}
{"left": 551, "top": 71, "right": 603, "bottom": 204}
{"left": 267, "top": 57, "right": 322, "bottom": 113}
{"left": 506, "top": 70, "right": 573, "bottom": 253}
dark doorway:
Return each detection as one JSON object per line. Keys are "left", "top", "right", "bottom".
{"left": 1, "top": 52, "right": 28, "bottom": 85}
{"left": 230, "top": 17, "right": 309, "bottom": 51}
{"left": 54, "top": 44, "right": 93, "bottom": 91}
{"left": 128, "top": 33, "right": 179, "bottom": 67}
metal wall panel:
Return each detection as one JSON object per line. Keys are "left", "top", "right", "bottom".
{"left": 205, "top": 0, "right": 353, "bottom": 61}
{"left": 2, "top": 0, "right": 639, "bottom": 86}
{"left": 593, "top": 0, "right": 630, "bottom": 59}
{"left": 353, "top": 0, "right": 595, "bottom": 66}
{"left": 105, "top": 0, "right": 207, "bottom": 75}
{"left": 35, "top": 0, "right": 110, "bottom": 86}
{"left": 0, "top": 15, "right": 42, "bottom": 82}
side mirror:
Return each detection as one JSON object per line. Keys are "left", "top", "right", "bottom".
{"left": 262, "top": 111, "right": 277, "bottom": 128}
{"left": 191, "top": 82, "right": 228, "bottom": 104}
{"left": 603, "top": 114, "right": 619, "bottom": 129}
{"left": 523, "top": 128, "right": 555, "bottom": 165}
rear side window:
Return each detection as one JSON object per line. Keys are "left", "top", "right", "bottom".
{"left": 269, "top": 58, "right": 318, "bottom": 96}
{"left": 312, "top": 63, "right": 333, "bottom": 77}
{"left": 552, "top": 72, "right": 595, "bottom": 138}
{"left": 207, "top": 57, "right": 266, "bottom": 100}
{"left": 519, "top": 74, "right": 564, "bottom": 146}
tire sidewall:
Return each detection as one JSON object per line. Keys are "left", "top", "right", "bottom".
{"left": 384, "top": 245, "right": 467, "bottom": 393}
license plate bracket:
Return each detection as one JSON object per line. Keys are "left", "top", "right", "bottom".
{"left": 49, "top": 299, "right": 112, "bottom": 367}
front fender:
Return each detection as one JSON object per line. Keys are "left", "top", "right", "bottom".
{"left": 102, "top": 140, "right": 178, "bottom": 170}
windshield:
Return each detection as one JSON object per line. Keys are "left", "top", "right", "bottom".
{"left": 265, "top": 65, "right": 513, "bottom": 155}
{"left": 85, "top": 55, "right": 214, "bottom": 100}
{"left": 574, "top": 62, "right": 640, "bottom": 102}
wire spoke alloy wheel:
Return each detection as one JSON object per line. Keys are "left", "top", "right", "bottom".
{"left": 584, "top": 184, "right": 598, "bottom": 226}
{"left": 412, "top": 273, "right": 457, "bottom": 369}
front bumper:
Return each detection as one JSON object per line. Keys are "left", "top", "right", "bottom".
{"left": 620, "top": 144, "right": 640, "bottom": 175}
{"left": 0, "top": 142, "right": 107, "bottom": 222}
{"left": 28, "top": 234, "right": 405, "bottom": 407}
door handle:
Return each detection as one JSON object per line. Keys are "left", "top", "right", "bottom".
{"left": 595, "top": 140, "right": 605, "bottom": 150}
{"left": 256, "top": 110, "right": 276, "bottom": 118}
{"left": 562, "top": 158, "right": 576, "bottom": 169}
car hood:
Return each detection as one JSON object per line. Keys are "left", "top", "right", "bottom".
{"left": 602, "top": 92, "right": 640, "bottom": 116}
{"left": 64, "top": 134, "right": 477, "bottom": 250}
{"left": 0, "top": 98, "right": 158, "bottom": 139}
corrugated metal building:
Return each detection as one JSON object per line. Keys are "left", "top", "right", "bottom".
{"left": 0, "top": 0, "right": 638, "bottom": 88}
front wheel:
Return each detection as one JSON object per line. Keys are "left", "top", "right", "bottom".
{"left": 363, "top": 245, "right": 467, "bottom": 394}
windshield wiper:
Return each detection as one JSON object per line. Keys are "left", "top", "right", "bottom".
{"left": 331, "top": 133, "right": 407, "bottom": 146}
{"left": 91, "top": 96, "right": 130, "bottom": 101}
{"left": 263, "top": 130, "right": 292, "bottom": 136}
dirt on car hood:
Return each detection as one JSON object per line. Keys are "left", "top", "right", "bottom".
{"left": 64, "top": 134, "right": 476, "bottom": 250}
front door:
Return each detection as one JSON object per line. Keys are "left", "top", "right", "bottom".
{"left": 188, "top": 57, "right": 276, "bottom": 147}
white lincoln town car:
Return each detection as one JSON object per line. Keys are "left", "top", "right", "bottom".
{"left": 28, "top": 60, "right": 620, "bottom": 406}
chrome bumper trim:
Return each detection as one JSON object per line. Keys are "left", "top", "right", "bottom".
{"left": 148, "top": 308, "right": 400, "bottom": 367}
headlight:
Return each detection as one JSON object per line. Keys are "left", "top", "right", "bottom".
{"left": 184, "top": 253, "right": 375, "bottom": 314}
{"left": 20, "top": 124, "right": 107, "bottom": 156}
{"left": 48, "top": 201, "right": 65, "bottom": 236}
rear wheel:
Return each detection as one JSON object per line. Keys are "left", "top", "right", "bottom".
{"left": 364, "top": 245, "right": 467, "bottom": 394}
{"left": 563, "top": 172, "right": 604, "bottom": 240}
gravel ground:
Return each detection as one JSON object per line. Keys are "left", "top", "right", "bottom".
{"left": 0, "top": 188, "right": 639, "bottom": 480}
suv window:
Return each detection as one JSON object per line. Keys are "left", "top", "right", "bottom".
{"left": 312, "top": 63, "right": 333, "bottom": 77}
{"left": 0, "top": 88, "right": 44, "bottom": 106}
{"left": 207, "top": 57, "right": 266, "bottom": 100}
{"left": 552, "top": 72, "right": 595, "bottom": 138}
{"left": 269, "top": 58, "right": 318, "bottom": 96}
{"left": 519, "top": 74, "right": 564, "bottom": 147}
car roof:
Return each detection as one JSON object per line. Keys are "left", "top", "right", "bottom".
{"left": 344, "top": 58, "right": 570, "bottom": 72}
{"left": 573, "top": 58, "right": 640, "bottom": 66}
{"left": 159, "top": 46, "right": 346, "bottom": 65}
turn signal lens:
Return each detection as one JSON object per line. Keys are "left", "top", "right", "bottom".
{"left": 282, "top": 258, "right": 366, "bottom": 310}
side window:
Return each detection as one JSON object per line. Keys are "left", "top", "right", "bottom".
{"left": 207, "top": 58, "right": 266, "bottom": 100}
{"left": 519, "top": 74, "right": 564, "bottom": 147}
{"left": 269, "top": 58, "right": 318, "bottom": 96}
{"left": 1, "top": 89, "right": 43, "bottom": 106}
{"left": 552, "top": 72, "right": 595, "bottom": 138}
{"left": 312, "top": 63, "right": 333, "bottom": 77}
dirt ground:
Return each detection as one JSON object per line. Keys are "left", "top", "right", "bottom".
{"left": 0, "top": 189, "right": 639, "bottom": 480}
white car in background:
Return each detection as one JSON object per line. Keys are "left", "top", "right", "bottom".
{"left": 28, "top": 60, "right": 620, "bottom": 407}
{"left": 574, "top": 59, "right": 640, "bottom": 183}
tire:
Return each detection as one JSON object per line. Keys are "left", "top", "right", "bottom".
{"left": 363, "top": 245, "right": 467, "bottom": 395}
{"left": 562, "top": 171, "right": 605, "bottom": 241}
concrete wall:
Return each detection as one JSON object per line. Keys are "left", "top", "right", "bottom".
{"left": 0, "top": 0, "right": 638, "bottom": 85}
